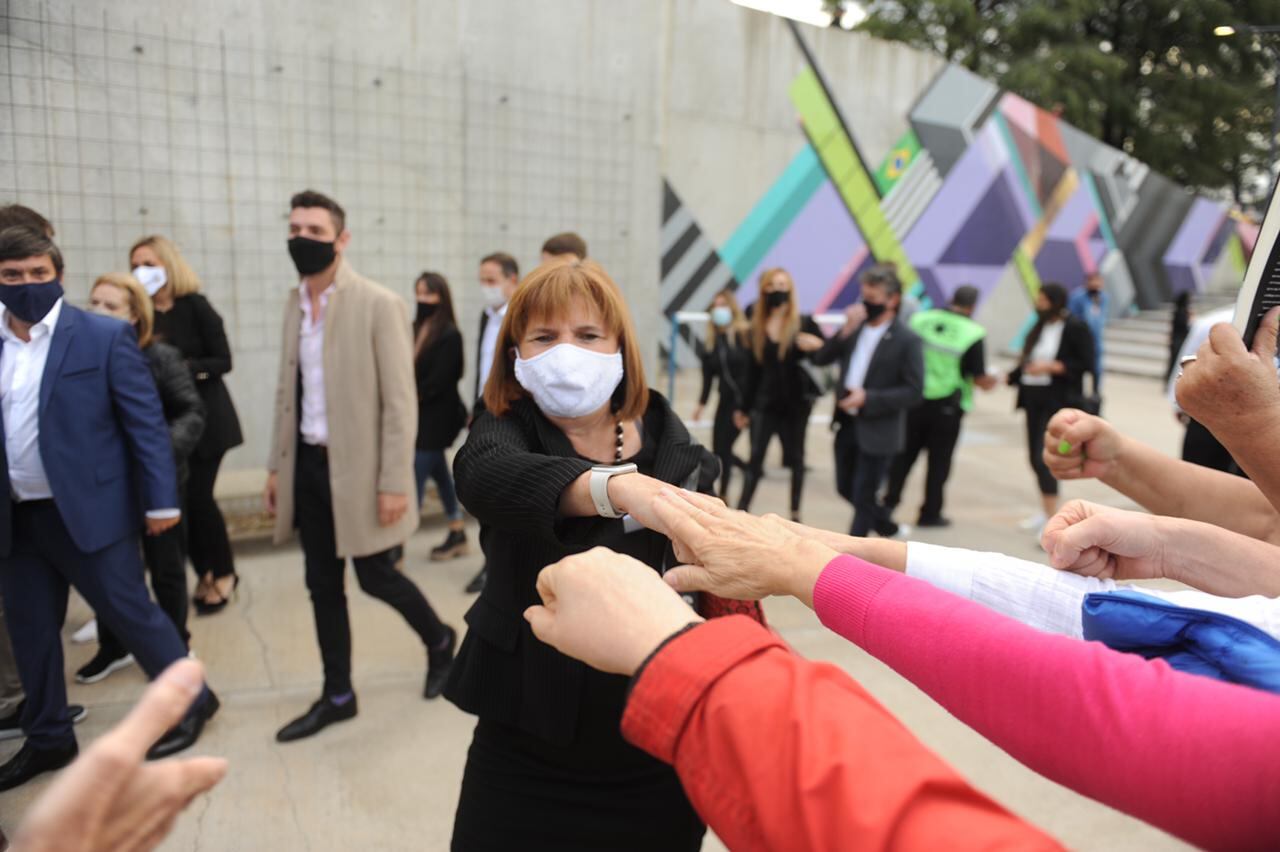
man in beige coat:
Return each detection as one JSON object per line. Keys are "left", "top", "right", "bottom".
{"left": 265, "top": 189, "right": 455, "bottom": 743}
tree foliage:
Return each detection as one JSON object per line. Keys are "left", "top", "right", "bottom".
{"left": 853, "top": 0, "right": 1280, "bottom": 205}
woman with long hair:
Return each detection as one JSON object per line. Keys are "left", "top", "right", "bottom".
{"left": 412, "top": 272, "right": 469, "bottom": 560}
{"left": 736, "top": 267, "right": 825, "bottom": 519}
{"left": 691, "top": 288, "right": 752, "bottom": 498}
{"left": 130, "top": 236, "right": 243, "bottom": 614}
{"left": 77, "top": 272, "right": 205, "bottom": 682}
{"left": 1008, "top": 282, "right": 1094, "bottom": 533}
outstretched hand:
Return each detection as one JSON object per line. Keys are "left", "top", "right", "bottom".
{"left": 1043, "top": 409, "right": 1123, "bottom": 482}
{"left": 1040, "top": 500, "right": 1169, "bottom": 582}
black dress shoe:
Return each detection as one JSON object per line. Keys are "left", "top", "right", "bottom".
{"left": 873, "top": 520, "right": 901, "bottom": 538}
{"left": 275, "top": 696, "right": 358, "bottom": 743}
{"left": 464, "top": 568, "right": 487, "bottom": 594}
{"left": 146, "top": 691, "right": 219, "bottom": 761}
{"left": 0, "top": 741, "right": 77, "bottom": 791}
{"left": 916, "top": 516, "right": 952, "bottom": 528}
{"left": 425, "top": 626, "right": 457, "bottom": 700}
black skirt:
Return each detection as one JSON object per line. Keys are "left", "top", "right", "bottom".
{"left": 451, "top": 667, "right": 705, "bottom": 852}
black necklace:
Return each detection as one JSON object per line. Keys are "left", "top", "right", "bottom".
{"left": 615, "top": 421, "right": 624, "bottom": 464}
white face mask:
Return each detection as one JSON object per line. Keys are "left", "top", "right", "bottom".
{"left": 514, "top": 343, "right": 624, "bottom": 419}
{"left": 711, "top": 306, "right": 733, "bottom": 328}
{"left": 132, "top": 265, "right": 168, "bottom": 296}
{"left": 481, "top": 284, "right": 506, "bottom": 311}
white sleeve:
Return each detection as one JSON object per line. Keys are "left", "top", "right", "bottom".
{"left": 905, "top": 541, "right": 1118, "bottom": 639}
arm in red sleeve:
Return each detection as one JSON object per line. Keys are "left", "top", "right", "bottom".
{"left": 813, "top": 554, "right": 1280, "bottom": 851}
{"left": 621, "top": 616, "right": 1062, "bottom": 852}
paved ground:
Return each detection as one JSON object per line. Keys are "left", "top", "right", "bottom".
{"left": 0, "top": 370, "right": 1195, "bottom": 850}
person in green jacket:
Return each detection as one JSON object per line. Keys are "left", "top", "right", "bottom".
{"left": 883, "top": 286, "right": 998, "bottom": 527}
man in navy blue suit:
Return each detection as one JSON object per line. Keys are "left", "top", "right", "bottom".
{"left": 0, "top": 226, "right": 219, "bottom": 791}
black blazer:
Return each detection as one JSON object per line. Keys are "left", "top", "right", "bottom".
{"left": 811, "top": 317, "right": 924, "bottom": 456}
{"left": 146, "top": 341, "right": 205, "bottom": 463}
{"left": 152, "top": 293, "right": 243, "bottom": 458}
{"left": 1009, "top": 316, "right": 1095, "bottom": 410}
{"left": 697, "top": 331, "right": 752, "bottom": 412}
{"left": 473, "top": 310, "right": 495, "bottom": 414}
{"left": 741, "top": 314, "right": 825, "bottom": 412}
{"left": 447, "top": 392, "right": 717, "bottom": 746}
{"left": 414, "top": 323, "right": 467, "bottom": 451}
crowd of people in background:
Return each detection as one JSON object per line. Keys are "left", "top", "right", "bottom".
{"left": 3, "top": 186, "right": 1278, "bottom": 852}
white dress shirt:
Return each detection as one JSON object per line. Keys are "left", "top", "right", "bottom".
{"left": 843, "top": 321, "right": 890, "bottom": 391}
{"left": 0, "top": 301, "right": 177, "bottom": 517}
{"left": 478, "top": 302, "right": 508, "bottom": 393}
{"left": 1019, "top": 320, "right": 1064, "bottom": 387}
{"left": 0, "top": 299, "right": 62, "bottom": 500}
{"left": 905, "top": 541, "right": 1280, "bottom": 641}
{"left": 299, "top": 281, "right": 333, "bottom": 447}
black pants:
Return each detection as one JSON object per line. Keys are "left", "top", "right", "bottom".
{"left": 187, "top": 451, "right": 236, "bottom": 580}
{"left": 1182, "top": 418, "right": 1245, "bottom": 476}
{"left": 883, "top": 396, "right": 964, "bottom": 522}
{"left": 0, "top": 501, "right": 192, "bottom": 748}
{"left": 99, "top": 519, "right": 189, "bottom": 656}
{"left": 295, "top": 443, "right": 447, "bottom": 697}
{"left": 1022, "top": 396, "right": 1062, "bottom": 497}
{"left": 710, "top": 399, "right": 743, "bottom": 498}
{"left": 834, "top": 419, "right": 894, "bottom": 536}
{"left": 738, "top": 405, "right": 810, "bottom": 514}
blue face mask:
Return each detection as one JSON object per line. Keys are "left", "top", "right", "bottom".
{"left": 711, "top": 306, "right": 733, "bottom": 328}
{"left": 0, "top": 278, "right": 63, "bottom": 324}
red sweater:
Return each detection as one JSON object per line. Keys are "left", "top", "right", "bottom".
{"left": 621, "top": 615, "right": 1062, "bottom": 851}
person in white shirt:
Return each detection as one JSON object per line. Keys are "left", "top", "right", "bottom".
{"left": 465, "top": 251, "right": 520, "bottom": 594}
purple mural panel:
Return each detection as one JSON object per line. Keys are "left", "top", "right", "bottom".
{"left": 1034, "top": 185, "right": 1104, "bottom": 288}
{"left": 1163, "top": 198, "right": 1228, "bottom": 295}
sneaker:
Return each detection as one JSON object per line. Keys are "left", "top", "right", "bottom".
{"left": 69, "top": 704, "right": 87, "bottom": 725}
{"left": 1018, "top": 512, "right": 1047, "bottom": 531}
{"left": 71, "top": 618, "right": 98, "bottom": 645}
{"left": 430, "top": 529, "right": 469, "bottom": 562}
{"left": 75, "top": 651, "right": 135, "bottom": 684}
{"left": 0, "top": 703, "right": 86, "bottom": 742}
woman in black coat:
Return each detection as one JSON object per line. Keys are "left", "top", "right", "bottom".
{"left": 691, "top": 287, "right": 752, "bottom": 498}
{"left": 131, "top": 236, "right": 243, "bottom": 614}
{"left": 412, "top": 272, "right": 469, "bottom": 560}
{"left": 79, "top": 272, "right": 205, "bottom": 682}
{"left": 1007, "top": 282, "right": 1094, "bottom": 532}
{"left": 448, "top": 260, "right": 761, "bottom": 852}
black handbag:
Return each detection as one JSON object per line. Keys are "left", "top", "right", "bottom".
{"left": 1069, "top": 372, "right": 1103, "bottom": 416}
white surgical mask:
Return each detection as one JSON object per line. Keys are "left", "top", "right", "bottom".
{"left": 481, "top": 284, "right": 506, "bottom": 311}
{"left": 514, "top": 344, "right": 624, "bottom": 419}
{"left": 710, "top": 306, "right": 733, "bottom": 328}
{"left": 132, "top": 265, "right": 168, "bottom": 296}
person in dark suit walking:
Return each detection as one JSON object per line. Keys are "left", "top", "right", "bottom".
{"left": 130, "top": 235, "right": 243, "bottom": 615}
{"left": 810, "top": 265, "right": 924, "bottom": 537}
{"left": 464, "top": 251, "right": 520, "bottom": 594}
{"left": 0, "top": 227, "right": 219, "bottom": 791}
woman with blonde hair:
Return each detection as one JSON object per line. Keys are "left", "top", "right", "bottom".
{"left": 130, "top": 236, "right": 243, "bottom": 614}
{"left": 691, "top": 287, "right": 752, "bottom": 497}
{"left": 736, "top": 267, "right": 825, "bottom": 518}
{"left": 76, "top": 272, "right": 205, "bottom": 683}
{"left": 448, "top": 259, "right": 762, "bottom": 850}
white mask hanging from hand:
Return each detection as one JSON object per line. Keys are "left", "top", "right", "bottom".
{"left": 514, "top": 343, "right": 624, "bottom": 419}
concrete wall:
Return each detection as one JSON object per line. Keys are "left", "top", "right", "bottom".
{"left": 0, "top": 0, "right": 942, "bottom": 474}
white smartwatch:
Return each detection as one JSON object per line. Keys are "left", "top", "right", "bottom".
{"left": 589, "top": 463, "right": 638, "bottom": 519}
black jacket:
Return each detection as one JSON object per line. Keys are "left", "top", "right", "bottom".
{"left": 697, "top": 330, "right": 752, "bottom": 412}
{"left": 414, "top": 323, "right": 467, "bottom": 451}
{"left": 811, "top": 317, "right": 924, "bottom": 456}
{"left": 447, "top": 392, "right": 717, "bottom": 746}
{"left": 741, "top": 314, "right": 825, "bottom": 412}
{"left": 145, "top": 341, "right": 205, "bottom": 464}
{"left": 1009, "top": 316, "right": 1095, "bottom": 410}
{"left": 152, "top": 293, "right": 243, "bottom": 458}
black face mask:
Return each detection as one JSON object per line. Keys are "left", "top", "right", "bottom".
{"left": 862, "top": 300, "right": 888, "bottom": 322}
{"left": 287, "top": 237, "right": 337, "bottom": 276}
{"left": 1088, "top": 290, "right": 1102, "bottom": 303}
{"left": 415, "top": 302, "right": 438, "bottom": 324}
{"left": 1038, "top": 308, "right": 1059, "bottom": 321}
{"left": 0, "top": 278, "right": 64, "bottom": 324}
{"left": 765, "top": 291, "right": 789, "bottom": 310}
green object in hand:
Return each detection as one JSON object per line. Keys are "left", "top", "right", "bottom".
{"left": 1057, "top": 439, "right": 1072, "bottom": 455}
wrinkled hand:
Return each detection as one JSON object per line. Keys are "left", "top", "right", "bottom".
{"left": 1043, "top": 409, "right": 1123, "bottom": 481}
{"left": 378, "top": 492, "right": 409, "bottom": 527}
{"left": 145, "top": 516, "right": 180, "bottom": 537}
{"left": 263, "top": 473, "right": 278, "bottom": 517}
{"left": 13, "top": 660, "right": 227, "bottom": 852}
{"left": 1040, "top": 500, "right": 1168, "bottom": 581}
{"left": 733, "top": 411, "right": 750, "bottom": 430}
{"left": 838, "top": 388, "right": 867, "bottom": 413}
{"left": 653, "top": 490, "right": 837, "bottom": 603}
{"left": 1176, "top": 307, "right": 1280, "bottom": 441}
{"left": 524, "top": 547, "right": 700, "bottom": 676}
{"left": 795, "top": 332, "right": 825, "bottom": 353}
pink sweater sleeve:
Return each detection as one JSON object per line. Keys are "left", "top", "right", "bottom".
{"left": 813, "top": 554, "right": 1280, "bottom": 851}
